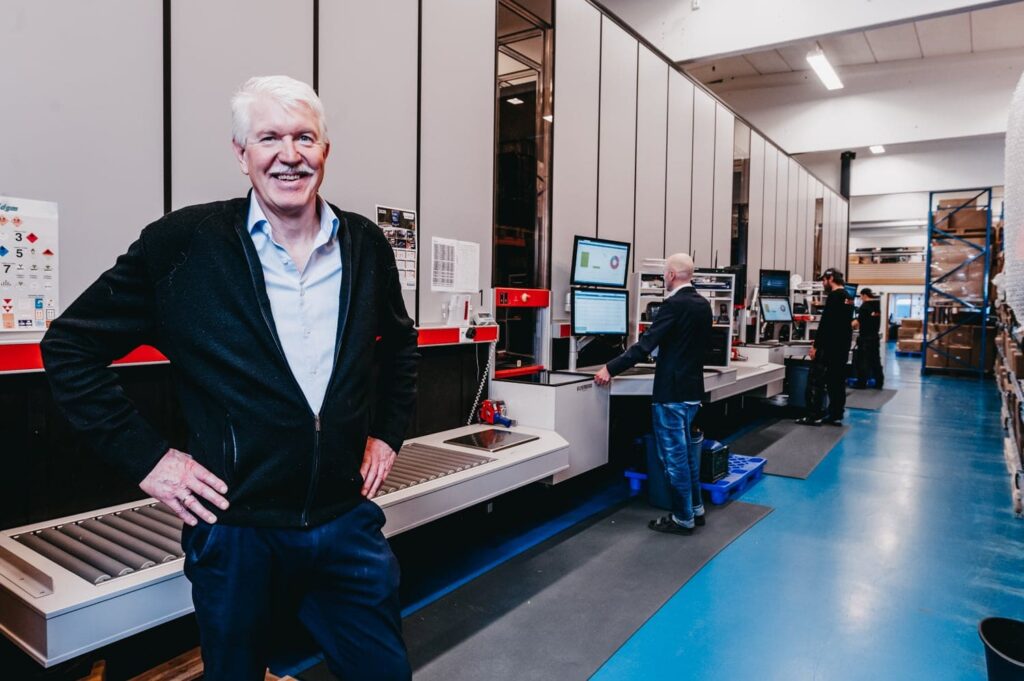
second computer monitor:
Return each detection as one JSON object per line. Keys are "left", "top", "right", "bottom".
{"left": 759, "top": 296, "right": 794, "bottom": 323}
{"left": 759, "top": 269, "right": 790, "bottom": 298}
{"left": 571, "top": 236, "right": 631, "bottom": 289}
{"left": 571, "top": 288, "right": 629, "bottom": 336}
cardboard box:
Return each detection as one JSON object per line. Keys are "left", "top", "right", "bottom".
{"left": 926, "top": 348, "right": 948, "bottom": 368}
{"left": 898, "top": 339, "right": 922, "bottom": 353}
{"left": 898, "top": 326, "right": 919, "bottom": 339}
{"left": 901, "top": 319, "right": 923, "bottom": 331}
{"left": 946, "top": 344, "right": 973, "bottom": 369}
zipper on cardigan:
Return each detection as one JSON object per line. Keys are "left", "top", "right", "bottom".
{"left": 301, "top": 415, "right": 322, "bottom": 527}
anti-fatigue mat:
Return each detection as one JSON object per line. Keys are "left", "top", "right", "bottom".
{"left": 403, "top": 499, "right": 771, "bottom": 681}
{"left": 730, "top": 419, "right": 849, "bottom": 479}
{"left": 844, "top": 388, "right": 897, "bottom": 410}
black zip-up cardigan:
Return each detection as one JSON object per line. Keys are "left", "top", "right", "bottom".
{"left": 41, "top": 197, "right": 419, "bottom": 528}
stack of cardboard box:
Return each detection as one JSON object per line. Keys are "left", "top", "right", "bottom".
{"left": 925, "top": 323, "right": 997, "bottom": 370}
{"left": 896, "top": 319, "right": 923, "bottom": 354}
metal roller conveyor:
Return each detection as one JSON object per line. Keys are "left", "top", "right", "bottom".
{"left": 93, "top": 516, "right": 183, "bottom": 559}
{"left": 401, "top": 443, "right": 493, "bottom": 464}
{"left": 135, "top": 505, "right": 184, "bottom": 529}
{"left": 398, "top": 450, "right": 476, "bottom": 473}
{"left": 58, "top": 524, "right": 156, "bottom": 570}
{"left": 80, "top": 519, "right": 178, "bottom": 564}
{"left": 379, "top": 468, "right": 424, "bottom": 487}
{"left": 373, "top": 445, "right": 494, "bottom": 498}
{"left": 388, "top": 458, "right": 446, "bottom": 480}
{"left": 118, "top": 511, "right": 182, "bottom": 543}
{"left": 37, "top": 529, "right": 134, "bottom": 578}
{"left": 15, "top": 533, "right": 111, "bottom": 585}
{"left": 151, "top": 503, "right": 182, "bottom": 522}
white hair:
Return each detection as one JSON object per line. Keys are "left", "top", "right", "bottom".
{"left": 231, "top": 75, "right": 328, "bottom": 146}
{"left": 666, "top": 252, "right": 694, "bottom": 281}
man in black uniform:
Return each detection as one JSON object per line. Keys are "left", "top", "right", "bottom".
{"left": 853, "top": 288, "right": 884, "bottom": 389}
{"left": 797, "top": 267, "right": 853, "bottom": 426}
{"left": 594, "top": 253, "right": 712, "bottom": 534}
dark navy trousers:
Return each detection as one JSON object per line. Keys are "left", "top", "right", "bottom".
{"left": 181, "top": 499, "right": 410, "bottom": 681}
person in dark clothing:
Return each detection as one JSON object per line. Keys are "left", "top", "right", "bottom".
{"left": 594, "top": 253, "right": 712, "bottom": 534}
{"left": 41, "top": 76, "right": 417, "bottom": 681}
{"left": 853, "top": 288, "right": 884, "bottom": 389}
{"left": 797, "top": 267, "right": 853, "bottom": 426}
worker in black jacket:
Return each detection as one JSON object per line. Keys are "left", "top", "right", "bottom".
{"left": 797, "top": 267, "right": 853, "bottom": 426}
{"left": 595, "top": 253, "right": 712, "bottom": 534}
{"left": 853, "top": 288, "right": 884, "bottom": 389}
{"left": 41, "top": 76, "right": 417, "bottom": 681}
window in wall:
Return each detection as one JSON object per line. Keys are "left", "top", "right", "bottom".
{"left": 732, "top": 120, "right": 751, "bottom": 269}
{"left": 888, "top": 293, "right": 924, "bottom": 321}
{"left": 494, "top": 0, "right": 553, "bottom": 290}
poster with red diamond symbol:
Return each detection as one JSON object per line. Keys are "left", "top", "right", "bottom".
{"left": 0, "top": 196, "right": 59, "bottom": 334}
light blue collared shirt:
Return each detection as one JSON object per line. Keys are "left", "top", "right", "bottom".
{"left": 247, "top": 194, "right": 342, "bottom": 413}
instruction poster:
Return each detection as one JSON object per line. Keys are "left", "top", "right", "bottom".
{"left": 0, "top": 196, "right": 59, "bottom": 332}
{"left": 430, "top": 237, "right": 480, "bottom": 293}
{"left": 376, "top": 205, "right": 417, "bottom": 290}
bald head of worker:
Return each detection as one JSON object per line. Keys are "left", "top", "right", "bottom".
{"left": 664, "top": 253, "right": 694, "bottom": 292}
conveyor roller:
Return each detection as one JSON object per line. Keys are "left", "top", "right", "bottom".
{"left": 375, "top": 444, "right": 493, "bottom": 497}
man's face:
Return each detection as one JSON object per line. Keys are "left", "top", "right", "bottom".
{"left": 233, "top": 97, "right": 329, "bottom": 217}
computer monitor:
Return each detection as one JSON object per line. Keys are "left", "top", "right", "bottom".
{"left": 844, "top": 282, "right": 858, "bottom": 298}
{"left": 759, "top": 296, "right": 794, "bottom": 323}
{"left": 759, "top": 269, "right": 790, "bottom": 298}
{"left": 571, "top": 236, "right": 631, "bottom": 288}
{"left": 571, "top": 288, "right": 629, "bottom": 336}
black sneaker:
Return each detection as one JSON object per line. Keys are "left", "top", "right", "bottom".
{"left": 795, "top": 416, "right": 820, "bottom": 426}
{"left": 648, "top": 515, "right": 694, "bottom": 535}
{"left": 817, "top": 417, "right": 843, "bottom": 426}
{"left": 694, "top": 513, "right": 706, "bottom": 527}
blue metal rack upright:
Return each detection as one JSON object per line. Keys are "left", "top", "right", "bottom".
{"left": 922, "top": 188, "right": 994, "bottom": 376}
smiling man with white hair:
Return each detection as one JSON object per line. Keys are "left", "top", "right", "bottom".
{"left": 595, "top": 253, "right": 712, "bottom": 534}
{"left": 42, "top": 75, "right": 418, "bottom": 680}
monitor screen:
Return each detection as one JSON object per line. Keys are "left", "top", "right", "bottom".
{"left": 759, "top": 269, "right": 790, "bottom": 298}
{"left": 844, "top": 282, "right": 858, "bottom": 298}
{"left": 760, "top": 296, "right": 794, "bottom": 323}
{"left": 571, "top": 236, "right": 631, "bottom": 288}
{"left": 571, "top": 288, "right": 629, "bottom": 336}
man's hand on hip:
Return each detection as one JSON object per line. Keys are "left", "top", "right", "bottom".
{"left": 808, "top": 347, "right": 817, "bottom": 360}
{"left": 361, "top": 437, "right": 396, "bottom": 499}
{"left": 139, "top": 449, "right": 229, "bottom": 526}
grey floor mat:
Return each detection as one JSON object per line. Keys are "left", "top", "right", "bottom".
{"left": 845, "top": 388, "right": 897, "bottom": 410}
{"left": 404, "top": 499, "right": 771, "bottom": 681}
{"left": 730, "top": 419, "right": 849, "bottom": 478}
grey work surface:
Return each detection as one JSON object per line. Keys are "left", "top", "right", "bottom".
{"left": 730, "top": 419, "right": 850, "bottom": 479}
{"left": 404, "top": 498, "right": 771, "bottom": 681}
{"left": 844, "top": 388, "right": 897, "bottom": 410}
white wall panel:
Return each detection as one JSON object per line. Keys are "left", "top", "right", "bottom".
{"left": 597, "top": 18, "right": 638, "bottom": 245}
{"left": 841, "top": 201, "right": 850, "bottom": 269}
{"left": 665, "top": 72, "right": 694, "bottom": 258}
{"left": 773, "top": 150, "right": 789, "bottom": 270}
{"left": 761, "top": 144, "right": 778, "bottom": 269}
{"left": 786, "top": 158, "right": 800, "bottom": 275}
{"left": 171, "top": 0, "right": 313, "bottom": 209}
{"left": 825, "top": 191, "right": 836, "bottom": 271}
{"left": 0, "top": 0, "right": 163, "bottom": 318}
{"left": 420, "top": 0, "right": 495, "bottom": 324}
{"left": 746, "top": 133, "right": 766, "bottom": 299}
{"left": 690, "top": 88, "right": 716, "bottom": 266}
{"left": 795, "top": 167, "right": 807, "bottom": 283}
{"left": 319, "top": 0, "right": 418, "bottom": 315}
{"left": 552, "top": 0, "right": 602, "bottom": 319}
{"left": 634, "top": 48, "right": 668, "bottom": 267}
{"left": 711, "top": 104, "right": 734, "bottom": 267}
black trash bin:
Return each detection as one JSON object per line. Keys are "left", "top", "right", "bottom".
{"left": 980, "top": 617, "right": 1024, "bottom": 680}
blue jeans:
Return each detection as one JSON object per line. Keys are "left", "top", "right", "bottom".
{"left": 651, "top": 402, "right": 704, "bottom": 526}
{"left": 181, "top": 499, "right": 410, "bottom": 681}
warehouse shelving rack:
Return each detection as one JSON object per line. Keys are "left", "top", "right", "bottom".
{"left": 921, "top": 188, "right": 994, "bottom": 376}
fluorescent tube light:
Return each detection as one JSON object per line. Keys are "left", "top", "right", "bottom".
{"left": 506, "top": 97, "right": 525, "bottom": 105}
{"left": 869, "top": 145, "right": 885, "bottom": 154}
{"left": 806, "top": 47, "right": 843, "bottom": 91}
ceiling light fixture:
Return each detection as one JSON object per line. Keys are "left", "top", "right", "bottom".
{"left": 806, "top": 45, "right": 843, "bottom": 91}
{"left": 870, "top": 145, "right": 885, "bottom": 154}
{"left": 507, "top": 97, "right": 525, "bottom": 105}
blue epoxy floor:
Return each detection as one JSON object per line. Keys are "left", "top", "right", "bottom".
{"left": 593, "top": 349, "right": 1022, "bottom": 681}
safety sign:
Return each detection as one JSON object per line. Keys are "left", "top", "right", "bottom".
{"left": 0, "top": 196, "right": 59, "bottom": 332}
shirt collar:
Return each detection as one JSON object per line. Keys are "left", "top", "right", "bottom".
{"left": 247, "top": 193, "right": 339, "bottom": 243}
{"left": 666, "top": 283, "right": 693, "bottom": 298}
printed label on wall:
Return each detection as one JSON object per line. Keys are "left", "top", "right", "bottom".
{"left": 0, "top": 196, "right": 59, "bottom": 332}
{"left": 376, "top": 205, "right": 417, "bottom": 290}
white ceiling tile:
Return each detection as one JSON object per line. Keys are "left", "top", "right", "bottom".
{"left": 745, "top": 49, "right": 794, "bottom": 74}
{"left": 776, "top": 42, "right": 816, "bottom": 71}
{"left": 864, "top": 24, "right": 924, "bottom": 62}
{"left": 820, "top": 32, "right": 877, "bottom": 66}
{"left": 915, "top": 13, "right": 972, "bottom": 57}
{"left": 971, "top": 2, "right": 1024, "bottom": 52}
